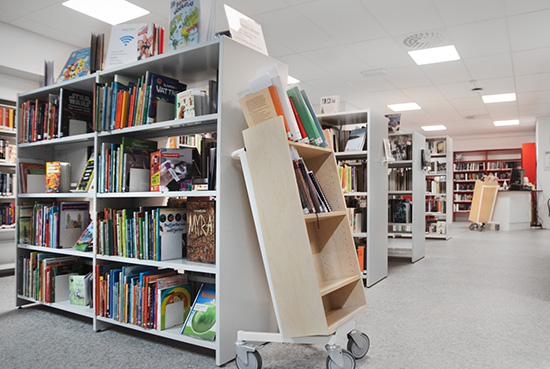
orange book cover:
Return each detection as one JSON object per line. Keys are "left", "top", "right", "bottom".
{"left": 114, "top": 90, "right": 123, "bottom": 129}
{"left": 120, "top": 90, "right": 130, "bottom": 128}
{"left": 46, "top": 161, "right": 61, "bottom": 193}
{"left": 357, "top": 245, "right": 365, "bottom": 271}
{"left": 267, "top": 85, "right": 291, "bottom": 138}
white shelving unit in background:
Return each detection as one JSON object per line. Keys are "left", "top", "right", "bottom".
{"left": 15, "top": 37, "right": 278, "bottom": 366}
{"left": 387, "top": 132, "right": 426, "bottom": 262}
{"left": 0, "top": 102, "right": 16, "bottom": 272}
{"left": 317, "top": 109, "right": 388, "bottom": 287}
{"left": 425, "top": 136, "right": 453, "bottom": 240}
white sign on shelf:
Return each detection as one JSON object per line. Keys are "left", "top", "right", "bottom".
{"left": 224, "top": 5, "right": 268, "bottom": 56}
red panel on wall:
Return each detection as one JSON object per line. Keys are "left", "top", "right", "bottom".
{"left": 522, "top": 142, "right": 536, "bottom": 187}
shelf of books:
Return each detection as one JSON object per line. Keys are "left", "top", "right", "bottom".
{"left": 452, "top": 148, "right": 521, "bottom": 221}
{"left": 317, "top": 109, "right": 388, "bottom": 287}
{"left": 387, "top": 132, "right": 425, "bottom": 262}
{"left": 15, "top": 37, "right": 278, "bottom": 366}
{"left": 425, "top": 136, "right": 453, "bottom": 240}
{"left": 0, "top": 102, "right": 16, "bottom": 272}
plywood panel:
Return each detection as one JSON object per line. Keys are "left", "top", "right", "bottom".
{"left": 243, "top": 118, "right": 329, "bottom": 337}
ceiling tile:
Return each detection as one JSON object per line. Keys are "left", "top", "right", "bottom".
{"left": 519, "top": 104, "right": 550, "bottom": 117}
{"left": 504, "top": 0, "right": 550, "bottom": 15}
{"left": 434, "top": 0, "right": 506, "bottom": 26}
{"left": 0, "top": 0, "right": 57, "bottom": 17}
{"left": 474, "top": 77, "right": 516, "bottom": 95}
{"left": 401, "top": 85, "right": 445, "bottom": 102}
{"left": 264, "top": 38, "right": 296, "bottom": 58}
{"left": 344, "top": 74, "right": 396, "bottom": 94}
{"left": 361, "top": 0, "right": 443, "bottom": 36}
{"left": 450, "top": 97, "right": 487, "bottom": 111}
{"left": 421, "top": 61, "right": 472, "bottom": 85}
{"left": 348, "top": 38, "right": 416, "bottom": 70}
{"left": 295, "top": 0, "right": 387, "bottom": 44}
{"left": 508, "top": 10, "right": 550, "bottom": 51}
{"left": 11, "top": 17, "right": 83, "bottom": 47}
{"left": 515, "top": 73, "right": 550, "bottom": 93}
{"left": 276, "top": 53, "right": 330, "bottom": 81}
{"left": 0, "top": 9, "right": 19, "bottom": 23}
{"left": 485, "top": 105, "right": 519, "bottom": 120}
{"left": 438, "top": 81, "right": 479, "bottom": 99}
{"left": 512, "top": 48, "right": 550, "bottom": 75}
{"left": 254, "top": 8, "right": 338, "bottom": 53}
{"left": 517, "top": 90, "right": 550, "bottom": 106}
{"left": 217, "top": 0, "right": 291, "bottom": 16}
{"left": 463, "top": 54, "right": 513, "bottom": 80}
{"left": 131, "top": 0, "right": 170, "bottom": 18}
{"left": 384, "top": 66, "right": 432, "bottom": 89}
{"left": 447, "top": 19, "right": 510, "bottom": 59}
{"left": 302, "top": 46, "right": 368, "bottom": 76}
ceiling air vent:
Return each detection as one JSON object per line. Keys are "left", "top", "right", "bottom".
{"left": 465, "top": 114, "right": 490, "bottom": 120}
{"left": 401, "top": 31, "right": 449, "bottom": 50}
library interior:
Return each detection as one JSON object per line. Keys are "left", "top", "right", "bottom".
{"left": 1, "top": 1, "right": 549, "bottom": 369}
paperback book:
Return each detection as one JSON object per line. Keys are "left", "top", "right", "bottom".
{"left": 169, "top": 0, "right": 199, "bottom": 51}
{"left": 181, "top": 283, "right": 216, "bottom": 341}
{"left": 57, "top": 47, "right": 91, "bottom": 83}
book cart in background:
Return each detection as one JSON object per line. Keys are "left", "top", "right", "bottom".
{"left": 317, "top": 110, "right": 388, "bottom": 287}
{"left": 425, "top": 136, "right": 453, "bottom": 240}
{"left": 452, "top": 148, "right": 521, "bottom": 221}
{"left": 0, "top": 101, "right": 16, "bottom": 272}
{"left": 15, "top": 37, "right": 279, "bottom": 367}
{"left": 232, "top": 118, "right": 370, "bottom": 369}
{"left": 387, "top": 132, "right": 426, "bottom": 262}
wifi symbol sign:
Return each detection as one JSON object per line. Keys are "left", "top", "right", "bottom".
{"left": 120, "top": 35, "right": 134, "bottom": 46}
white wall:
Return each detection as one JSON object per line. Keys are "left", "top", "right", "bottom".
{"left": 453, "top": 132, "right": 535, "bottom": 152}
{"left": 0, "top": 22, "right": 79, "bottom": 100}
{"left": 536, "top": 117, "right": 550, "bottom": 229}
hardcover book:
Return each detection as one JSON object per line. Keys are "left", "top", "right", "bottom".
{"left": 157, "top": 208, "right": 186, "bottom": 261}
{"left": 146, "top": 73, "right": 187, "bottom": 123}
{"left": 58, "top": 88, "right": 93, "bottom": 138}
{"left": 186, "top": 200, "right": 215, "bottom": 264}
{"left": 76, "top": 158, "right": 94, "bottom": 192}
{"left": 69, "top": 274, "right": 87, "bottom": 306}
{"left": 57, "top": 47, "right": 91, "bottom": 83}
{"left": 181, "top": 283, "right": 216, "bottom": 341}
{"left": 156, "top": 275, "right": 191, "bottom": 330}
{"left": 344, "top": 127, "right": 367, "bottom": 151}
{"left": 59, "top": 202, "right": 90, "bottom": 248}
{"left": 169, "top": 0, "right": 199, "bottom": 51}
{"left": 74, "top": 221, "right": 93, "bottom": 251}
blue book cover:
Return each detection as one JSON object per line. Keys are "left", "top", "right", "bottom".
{"left": 57, "top": 47, "right": 91, "bottom": 83}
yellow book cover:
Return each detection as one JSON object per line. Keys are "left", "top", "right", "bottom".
{"left": 46, "top": 161, "right": 61, "bottom": 193}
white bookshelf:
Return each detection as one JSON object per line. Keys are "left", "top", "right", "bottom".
{"left": 15, "top": 38, "right": 277, "bottom": 366}
{"left": 387, "top": 132, "right": 425, "bottom": 262}
{"left": 0, "top": 102, "right": 16, "bottom": 272}
{"left": 317, "top": 109, "right": 388, "bottom": 287}
{"left": 425, "top": 136, "right": 453, "bottom": 240}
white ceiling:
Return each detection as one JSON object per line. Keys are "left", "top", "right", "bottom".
{"left": 2, "top": 0, "right": 550, "bottom": 138}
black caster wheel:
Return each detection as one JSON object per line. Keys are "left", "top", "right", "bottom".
{"left": 326, "top": 349, "right": 356, "bottom": 369}
{"left": 236, "top": 350, "right": 262, "bottom": 369}
{"left": 347, "top": 332, "right": 370, "bottom": 359}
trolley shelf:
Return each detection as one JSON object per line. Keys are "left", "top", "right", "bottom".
{"left": 319, "top": 275, "right": 361, "bottom": 296}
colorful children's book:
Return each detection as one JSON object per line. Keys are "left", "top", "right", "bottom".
{"left": 156, "top": 274, "right": 191, "bottom": 330}
{"left": 169, "top": 0, "right": 199, "bottom": 51}
{"left": 181, "top": 283, "right": 215, "bottom": 341}
{"left": 76, "top": 157, "right": 94, "bottom": 192}
{"left": 57, "top": 47, "right": 91, "bottom": 83}
{"left": 146, "top": 73, "right": 187, "bottom": 123}
{"left": 59, "top": 202, "right": 90, "bottom": 248}
{"left": 74, "top": 221, "right": 93, "bottom": 251}
{"left": 69, "top": 274, "right": 88, "bottom": 306}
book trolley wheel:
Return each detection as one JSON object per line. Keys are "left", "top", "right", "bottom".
{"left": 235, "top": 350, "right": 262, "bottom": 369}
{"left": 326, "top": 349, "right": 356, "bottom": 369}
{"left": 347, "top": 331, "right": 370, "bottom": 359}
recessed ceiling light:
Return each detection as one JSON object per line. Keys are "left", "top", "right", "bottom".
{"left": 482, "top": 93, "right": 516, "bottom": 104}
{"left": 493, "top": 119, "right": 519, "bottom": 126}
{"left": 62, "top": 0, "right": 149, "bottom": 25}
{"left": 421, "top": 125, "right": 447, "bottom": 131}
{"left": 408, "top": 45, "right": 460, "bottom": 65}
{"left": 287, "top": 75, "right": 300, "bottom": 84}
{"left": 387, "top": 103, "right": 421, "bottom": 112}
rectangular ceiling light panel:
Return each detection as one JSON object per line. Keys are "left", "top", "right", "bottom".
{"left": 408, "top": 45, "right": 460, "bottom": 65}
{"left": 62, "top": 0, "right": 150, "bottom": 25}
{"left": 387, "top": 102, "right": 421, "bottom": 111}
{"left": 493, "top": 119, "right": 519, "bottom": 126}
{"left": 421, "top": 125, "right": 447, "bottom": 131}
{"left": 482, "top": 93, "right": 516, "bottom": 104}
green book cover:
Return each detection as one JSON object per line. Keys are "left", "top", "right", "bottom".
{"left": 287, "top": 86, "right": 323, "bottom": 146}
{"left": 181, "top": 283, "right": 216, "bottom": 341}
{"left": 69, "top": 274, "right": 87, "bottom": 306}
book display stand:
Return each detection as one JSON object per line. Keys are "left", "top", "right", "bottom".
{"left": 387, "top": 132, "right": 426, "bottom": 262}
{"left": 317, "top": 110, "right": 388, "bottom": 287}
{"left": 232, "top": 118, "right": 370, "bottom": 369}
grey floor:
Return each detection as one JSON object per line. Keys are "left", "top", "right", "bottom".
{"left": 1, "top": 223, "right": 549, "bottom": 369}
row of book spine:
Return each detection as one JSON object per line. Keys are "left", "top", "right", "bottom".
{"left": 454, "top": 172, "right": 484, "bottom": 181}
{"left": 0, "top": 202, "right": 15, "bottom": 226}
{"left": 338, "top": 163, "right": 367, "bottom": 193}
{"left": 487, "top": 161, "right": 518, "bottom": 169}
{"left": 389, "top": 167, "right": 412, "bottom": 191}
{"left": 426, "top": 178, "right": 446, "bottom": 194}
{"left": 0, "top": 172, "right": 13, "bottom": 196}
{"left": 0, "top": 107, "right": 15, "bottom": 129}
{"left": 454, "top": 162, "right": 484, "bottom": 171}
{"left": 17, "top": 253, "right": 84, "bottom": 302}
{"left": 289, "top": 146, "right": 331, "bottom": 214}
{"left": 426, "top": 199, "right": 446, "bottom": 213}
{"left": 19, "top": 203, "right": 60, "bottom": 248}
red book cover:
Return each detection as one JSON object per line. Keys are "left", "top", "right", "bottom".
{"left": 128, "top": 85, "right": 137, "bottom": 127}
{"left": 115, "top": 89, "right": 123, "bottom": 129}
{"left": 289, "top": 96, "right": 308, "bottom": 143}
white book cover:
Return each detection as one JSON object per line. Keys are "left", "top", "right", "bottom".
{"left": 105, "top": 23, "right": 154, "bottom": 69}
{"left": 59, "top": 202, "right": 90, "bottom": 248}
{"left": 158, "top": 208, "right": 186, "bottom": 260}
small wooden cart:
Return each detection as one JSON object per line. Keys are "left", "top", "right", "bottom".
{"left": 468, "top": 179, "right": 500, "bottom": 231}
{"left": 231, "top": 118, "right": 370, "bottom": 369}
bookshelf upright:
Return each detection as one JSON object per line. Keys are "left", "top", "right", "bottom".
{"left": 0, "top": 102, "right": 16, "bottom": 272}
{"left": 387, "top": 132, "right": 425, "bottom": 262}
{"left": 317, "top": 110, "right": 388, "bottom": 287}
{"left": 425, "top": 136, "right": 453, "bottom": 240}
{"left": 15, "top": 37, "right": 277, "bottom": 366}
